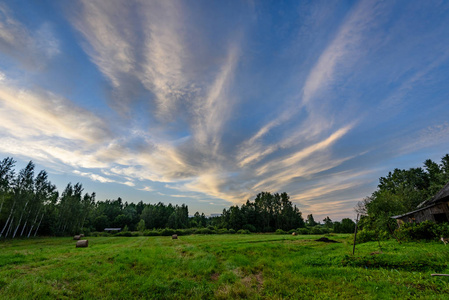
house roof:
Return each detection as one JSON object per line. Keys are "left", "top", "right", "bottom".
{"left": 392, "top": 181, "right": 449, "bottom": 219}
{"left": 417, "top": 181, "right": 449, "bottom": 208}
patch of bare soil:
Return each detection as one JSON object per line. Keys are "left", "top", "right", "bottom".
{"left": 210, "top": 273, "right": 220, "bottom": 281}
{"left": 242, "top": 272, "right": 264, "bottom": 290}
{"left": 315, "top": 237, "right": 339, "bottom": 243}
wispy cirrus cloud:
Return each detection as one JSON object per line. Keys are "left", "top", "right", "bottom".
{"left": 0, "top": 4, "right": 60, "bottom": 69}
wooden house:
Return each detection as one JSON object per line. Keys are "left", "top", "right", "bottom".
{"left": 392, "top": 181, "right": 449, "bottom": 225}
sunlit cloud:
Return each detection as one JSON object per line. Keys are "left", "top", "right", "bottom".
{"left": 0, "top": 0, "right": 448, "bottom": 219}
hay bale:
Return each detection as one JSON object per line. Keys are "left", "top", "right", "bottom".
{"left": 172, "top": 234, "right": 178, "bottom": 239}
{"left": 76, "top": 240, "right": 88, "bottom": 248}
{"left": 73, "top": 235, "right": 81, "bottom": 240}
{"left": 292, "top": 232, "right": 297, "bottom": 236}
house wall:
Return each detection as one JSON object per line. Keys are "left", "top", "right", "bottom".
{"left": 396, "top": 201, "right": 449, "bottom": 225}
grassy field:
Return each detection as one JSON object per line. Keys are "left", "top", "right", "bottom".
{"left": 1, "top": 234, "right": 449, "bottom": 299}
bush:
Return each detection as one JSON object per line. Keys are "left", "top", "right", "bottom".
{"left": 143, "top": 230, "right": 160, "bottom": 236}
{"left": 242, "top": 224, "right": 257, "bottom": 233}
{"left": 275, "top": 229, "right": 287, "bottom": 235}
{"left": 395, "top": 221, "right": 449, "bottom": 241}
{"left": 90, "top": 231, "right": 110, "bottom": 237}
{"left": 217, "top": 228, "right": 229, "bottom": 234}
{"left": 237, "top": 229, "right": 250, "bottom": 234}
{"left": 196, "top": 228, "right": 214, "bottom": 234}
{"left": 115, "top": 231, "right": 133, "bottom": 237}
{"left": 309, "top": 227, "right": 323, "bottom": 234}
{"left": 297, "top": 228, "right": 309, "bottom": 235}
{"left": 288, "top": 229, "right": 296, "bottom": 234}
{"left": 160, "top": 228, "right": 176, "bottom": 236}
{"left": 356, "top": 229, "right": 377, "bottom": 243}
{"left": 228, "top": 229, "right": 236, "bottom": 234}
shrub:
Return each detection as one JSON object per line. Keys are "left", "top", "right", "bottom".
{"left": 143, "top": 230, "right": 160, "bottom": 236}
{"left": 160, "top": 228, "right": 176, "bottom": 236}
{"left": 242, "top": 224, "right": 257, "bottom": 233}
{"left": 395, "top": 221, "right": 449, "bottom": 241}
{"left": 237, "top": 229, "right": 250, "bottom": 234}
{"left": 90, "top": 231, "right": 110, "bottom": 237}
{"left": 217, "top": 228, "right": 229, "bottom": 234}
{"left": 196, "top": 228, "right": 214, "bottom": 234}
{"left": 297, "top": 228, "right": 309, "bottom": 235}
{"left": 228, "top": 229, "right": 236, "bottom": 234}
{"left": 310, "top": 227, "right": 323, "bottom": 234}
{"left": 275, "top": 229, "right": 286, "bottom": 235}
{"left": 356, "top": 229, "right": 377, "bottom": 243}
{"left": 288, "top": 229, "right": 296, "bottom": 234}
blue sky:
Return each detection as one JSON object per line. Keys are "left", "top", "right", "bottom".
{"left": 1, "top": 0, "right": 449, "bottom": 220}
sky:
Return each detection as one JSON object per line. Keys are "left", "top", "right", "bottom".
{"left": 1, "top": 0, "right": 449, "bottom": 221}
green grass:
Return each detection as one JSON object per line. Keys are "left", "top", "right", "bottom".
{"left": 1, "top": 234, "right": 449, "bottom": 299}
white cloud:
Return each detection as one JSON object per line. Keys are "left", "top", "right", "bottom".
{"left": 0, "top": 3, "right": 60, "bottom": 68}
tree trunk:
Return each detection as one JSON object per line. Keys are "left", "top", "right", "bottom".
{"left": 34, "top": 212, "right": 45, "bottom": 237}
{"left": 6, "top": 216, "right": 14, "bottom": 237}
{"left": 28, "top": 206, "right": 41, "bottom": 238}
{"left": 0, "top": 205, "right": 14, "bottom": 238}
{"left": 20, "top": 208, "right": 32, "bottom": 237}
{"left": 0, "top": 195, "right": 4, "bottom": 215}
{"left": 12, "top": 201, "right": 28, "bottom": 239}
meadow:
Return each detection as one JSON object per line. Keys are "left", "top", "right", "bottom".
{"left": 1, "top": 234, "right": 449, "bottom": 299}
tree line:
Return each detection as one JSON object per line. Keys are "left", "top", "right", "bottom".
{"left": 0, "top": 157, "right": 355, "bottom": 238}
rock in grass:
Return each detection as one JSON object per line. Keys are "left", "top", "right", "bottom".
{"left": 172, "top": 234, "right": 178, "bottom": 239}
{"left": 292, "top": 232, "right": 297, "bottom": 236}
{"left": 73, "top": 235, "right": 81, "bottom": 240}
{"left": 76, "top": 240, "right": 88, "bottom": 247}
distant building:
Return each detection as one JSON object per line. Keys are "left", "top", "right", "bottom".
{"left": 392, "top": 181, "right": 449, "bottom": 225}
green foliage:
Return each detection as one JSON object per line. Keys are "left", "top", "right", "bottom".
{"left": 356, "top": 154, "right": 449, "bottom": 236}
{"left": 236, "top": 229, "right": 250, "bottom": 234}
{"left": 137, "top": 219, "right": 145, "bottom": 232}
{"left": 395, "top": 221, "right": 449, "bottom": 241}
{"left": 143, "top": 230, "right": 160, "bottom": 236}
{"left": 275, "top": 229, "right": 286, "bottom": 234}
{"left": 333, "top": 218, "right": 356, "bottom": 233}
{"left": 297, "top": 228, "right": 309, "bottom": 235}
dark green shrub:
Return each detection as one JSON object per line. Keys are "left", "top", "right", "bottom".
{"left": 160, "top": 228, "right": 176, "bottom": 236}
{"left": 395, "top": 221, "right": 448, "bottom": 241}
{"left": 217, "top": 228, "right": 229, "bottom": 234}
{"left": 297, "top": 228, "right": 309, "bottom": 235}
{"left": 356, "top": 229, "right": 377, "bottom": 243}
{"left": 237, "top": 229, "right": 250, "bottom": 234}
{"left": 310, "top": 227, "right": 323, "bottom": 234}
{"left": 242, "top": 224, "right": 257, "bottom": 233}
{"left": 196, "top": 228, "right": 214, "bottom": 234}
{"left": 228, "top": 229, "right": 236, "bottom": 234}
{"left": 275, "top": 229, "right": 286, "bottom": 234}
{"left": 143, "top": 230, "right": 160, "bottom": 236}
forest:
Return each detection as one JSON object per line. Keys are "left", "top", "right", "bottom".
{"left": 2, "top": 154, "right": 448, "bottom": 239}
{"left": 0, "top": 157, "right": 357, "bottom": 237}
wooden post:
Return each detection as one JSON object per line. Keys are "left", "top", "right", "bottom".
{"left": 352, "top": 214, "right": 359, "bottom": 255}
